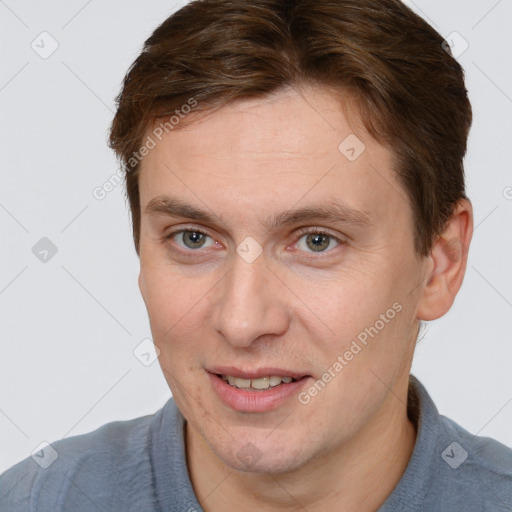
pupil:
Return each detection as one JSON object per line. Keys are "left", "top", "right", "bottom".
{"left": 185, "top": 231, "right": 205, "bottom": 248}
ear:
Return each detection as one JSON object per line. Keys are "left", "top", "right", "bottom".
{"left": 416, "top": 199, "right": 473, "bottom": 321}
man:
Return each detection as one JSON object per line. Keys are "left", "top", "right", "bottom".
{"left": 1, "top": 0, "right": 511, "bottom": 510}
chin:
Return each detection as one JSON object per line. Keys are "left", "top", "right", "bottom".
{"left": 210, "top": 434, "right": 313, "bottom": 476}
{"left": 225, "top": 451, "right": 307, "bottom": 475}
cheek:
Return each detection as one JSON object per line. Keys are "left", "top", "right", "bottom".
{"left": 289, "top": 266, "right": 395, "bottom": 339}
{"left": 140, "top": 267, "right": 197, "bottom": 356}
{"left": 141, "top": 256, "right": 198, "bottom": 324}
{"left": 294, "top": 269, "right": 410, "bottom": 391}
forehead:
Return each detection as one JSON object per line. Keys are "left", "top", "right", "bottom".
{"left": 146, "top": 86, "right": 374, "bottom": 164}
{"left": 137, "top": 85, "right": 409, "bottom": 234}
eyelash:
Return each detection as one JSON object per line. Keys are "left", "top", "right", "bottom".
{"left": 163, "top": 226, "right": 347, "bottom": 256}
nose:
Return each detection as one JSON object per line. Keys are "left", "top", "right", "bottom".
{"left": 210, "top": 251, "right": 289, "bottom": 348}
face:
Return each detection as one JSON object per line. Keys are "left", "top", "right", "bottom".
{"left": 137, "top": 85, "right": 428, "bottom": 474}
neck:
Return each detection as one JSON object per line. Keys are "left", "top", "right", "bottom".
{"left": 186, "top": 372, "right": 417, "bottom": 512}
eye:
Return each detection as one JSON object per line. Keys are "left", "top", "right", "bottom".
{"left": 164, "top": 226, "right": 346, "bottom": 256}
{"left": 294, "top": 228, "right": 345, "bottom": 253}
{"left": 167, "top": 229, "right": 216, "bottom": 251}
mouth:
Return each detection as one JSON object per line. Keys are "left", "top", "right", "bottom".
{"left": 206, "top": 367, "right": 312, "bottom": 412}
{"left": 218, "top": 374, "right": 299, "bottom": 391}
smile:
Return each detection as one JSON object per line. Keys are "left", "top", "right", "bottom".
{"left": 208, "top": 370, "right": 312, "bottom": 412}
{"left": 220, "top": 374, "right": 296, "bottom": 390}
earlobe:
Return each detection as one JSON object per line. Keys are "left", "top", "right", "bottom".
{"left": 416, "top": 199, "right": 473, "bottom": 321}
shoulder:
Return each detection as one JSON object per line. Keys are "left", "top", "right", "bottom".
{"left": 433, "top": 413, "right": 512, "bottom": 509}
{"left": 399, "top": 376, "right": 512, "bottom": 511}
{"left": 0, "top": 407, "right": 166, "bottom": 512}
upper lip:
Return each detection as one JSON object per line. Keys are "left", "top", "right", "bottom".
{"left": 208, "top": 366, "right": 309, "bottom": 380}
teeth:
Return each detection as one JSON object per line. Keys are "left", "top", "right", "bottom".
{"left": 269, "top": 376, "right": 282, "bottom": 386}
{"left": 251, "top": 377, "right": 269, "bottom": 389}
{"left": 234, "top": 377, "right": 251, "bottom": 388}
{"left": 221, "top": 375, "right": 296, "bottom": 390}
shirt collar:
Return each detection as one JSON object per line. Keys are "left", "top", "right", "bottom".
{"left": 378, "top": 373, "right": 441, "bottom": 511}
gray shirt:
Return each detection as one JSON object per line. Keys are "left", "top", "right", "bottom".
{"left": 1, "top": 374, "right": 511, "bottom": 511}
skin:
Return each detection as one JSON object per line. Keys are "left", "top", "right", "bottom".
{"left": 137, "top": 85, "right": 473, "bottom": 511}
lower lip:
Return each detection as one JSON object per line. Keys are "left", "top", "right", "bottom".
{"left": 208, "top": 372, "right": 312, "bottom": 413}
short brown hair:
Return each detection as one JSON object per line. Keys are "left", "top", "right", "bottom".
{"left": 108, "top": 0, "right": 472, "bottom": 257}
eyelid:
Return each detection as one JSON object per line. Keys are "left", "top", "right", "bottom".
{"left": 163, "top": 224, "right": 212, "bottom": 241}
{"left": 293, "top": 226, "right": 346, "bottom": 243}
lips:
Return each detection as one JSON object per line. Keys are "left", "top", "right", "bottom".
{"left": 207, "top": 366, "right": 312, "bottom": 412}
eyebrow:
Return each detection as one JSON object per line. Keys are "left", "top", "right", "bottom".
{"left": 144, "top": 195, "right": 374, "bottom": 230}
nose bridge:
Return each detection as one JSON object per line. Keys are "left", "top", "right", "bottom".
{"left": 211, "top": 252, "right": 285, "bottom": 347}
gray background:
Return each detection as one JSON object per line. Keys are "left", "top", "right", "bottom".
{"left": 1, "top": 0, "right": 511, "bottom": 473}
